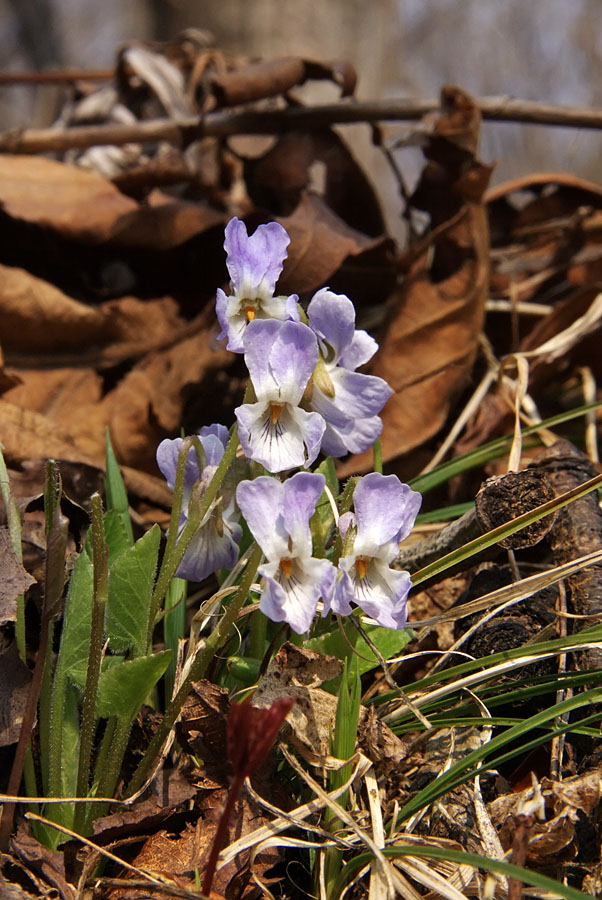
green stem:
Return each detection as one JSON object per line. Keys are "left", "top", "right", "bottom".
{"left": 126, "top": 541, "right": 263, "bottom": 798}
{"left": 84, "top": 716, "right": 132, "bottom": 832}
{"left": 38, "top": 620, "right": 55, "bottom": 793}
{"left": 146, "top": 425, "right": 241, "bottom": 650}
{"left": 247, "top": 608, "right": 267, "bottom": 661}
{"left": 73, "top": 494, "right": 108, "bottom": 833}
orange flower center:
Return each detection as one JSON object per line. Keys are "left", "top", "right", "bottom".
{"left": 243, "top": 304, "right": 257, "bottom": 321}
{"left": 270, "top": 402, "right": 284, "bottom": 424}
{"left": 279, "top": 558, "right": 293, "bottom": 578}
{"left": 354, "top": 556, "right": 371, "bottom": 579}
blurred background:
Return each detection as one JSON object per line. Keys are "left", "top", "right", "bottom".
{"left": 2, "top": 0, "right": 601, "bottom": 218}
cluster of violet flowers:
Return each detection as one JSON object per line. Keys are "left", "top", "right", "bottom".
{"left": 156, "top": 218, "right": 421, "bottom": 635}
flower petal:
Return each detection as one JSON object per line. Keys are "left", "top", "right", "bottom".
{"left": 354, "top": 474, "right": 421, "bottom": 558}
{"left": 339, "top": 330, "right": 378, "bottom": 370}
{"left": 176, "top": 511, "right": 242, "bottom": 582}
{"left": 307, "top": 288, "right": 355, "bottom": 362}
{"left": 243, "top": 319, "right": 317, "bottom": 405}
{"left": 320, "top": 415, "right": 383, "bottom": 457}
{"left": 313, "top": 368, "right": 392, "bottom": 424}
{"left": 339, "top": 557, "right": 410, "bottom": 629}
{"left": 282, "top": 472, "right": 325, "bottom": 558}
{"left": 259, "top": 556, "right": 335, "bottom": 634}
{"left": 224, "top": 217, "right": 290, "bottom": 299}
{"left": 267, "top": 320, "right": 319, "bottom": 402}
{"left": 236, "top": 477, "right": 288, "bottom": 560}
{"left": 156, "top": 437, "right": 199, "bottom": 490}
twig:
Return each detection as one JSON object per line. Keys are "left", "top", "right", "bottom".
{"left": 4, "top": 95, "right": 602, "bottom": 155}
{"left": 0, "top": 68, "right": 113, "bottom": 84}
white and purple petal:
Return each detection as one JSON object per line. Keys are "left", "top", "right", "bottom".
{"left": 313, "top": 368, "right": 392, "bottom": 423}
{"left": 258, "top": 556, "right": 336, "bottom": 634}
{"left": 353, "top": 474, "right": 421, "bottom": 559}
{"left": 236, "top": 402, "right": 324, "bottom": 472}
{"left": 339, "top": 330, "right": 379, "bottom": 370}
{"left": 307, "top": 289, "right": 355, "bottom": 362}
{"left": 176, "top": 510, "right": 242, "bottom": 583}
{"left": 224, "top": 218, "right": 290, "bottom": 300}
{"left": 236, "top": 477, "right": 289, "bottom": 560}
{"left": 243, "top": 319, "right": 318, "bottom": 406}
{"left": 282, "top": 472, "right": 325, "bottom": 559}
{"left": 320, "top": 415, "right": 383, "bottom": 458}
{"left": 331, "top": 557, "right": 411, "bottom": 630}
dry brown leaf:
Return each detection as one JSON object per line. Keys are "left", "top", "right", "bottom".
{"left": 0, "top": 264, "right": 110, "bottom": 352}
{"left": 339, "top": 87, "right": 491, "bottom": 474}
{"left": 253, "top": 642, "right": 342, "bottom": 761}
{"left": 0, "top": 527, "right": 36, "bottom": 625}
{"left": 278, "top": 193, "right": 387, "bottom": 295}
{"left": 100, "top": 322, "right": 231, "bottom": 471}
{"left": 109, "top": 194, "right": 226, "bottom": 250}
{"left": 0, "top": 641, "right": 32, "bottom": 748}
{"left": 243, "top": 128, "right": 385, "bottom": 235}
{"left": 209, "top": 55, "right": 356, "bottom": 108}
{"left": 0, "top": 398, "right": 101, "bottom": 467}
{"left": 0, "top": 155, "right": 137, "bottom": 243}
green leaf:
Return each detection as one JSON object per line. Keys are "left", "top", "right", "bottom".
{"left": 55, "top": 552, "right": 94, "bottom": 677}
{"left": 94, "top": 651, "right": 172, "bottom": 720}
{"left": 104, "top": 428, "right": 134, "bottom": 546}
{"left": 48, "top": 551, "right": 93, "bottom": 797}
{"left": 103, "top": 510, "right": 132, "bottom": 567}
{"left": 105, "top": 525, "right": 161, "bottom": 657}
{"left": 310, "top": 458, "right": 339, "bottom": 557}
{"left": 307, "top": 623, "right": 414, "bottom": 687}
{"left": 316, "top": 456, "right": 339, "bottom": 498}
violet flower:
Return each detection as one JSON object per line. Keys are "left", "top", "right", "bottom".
{"left": 236, "top": 473, "right": 336, "bottom": 634}
{"left": 328, "top": 473, "right": 421, "bottom": 629}
{"left": 306, "top": 288, "right": 393, "bottom": 456}
{"left": 235, "top": 319, "right": 325, "bottom": 473}
{"left": 156, "top": 425, "right": 242, "bottom": 582}
{"left": 216, "top": 217, "right": 299, "bottom": 353}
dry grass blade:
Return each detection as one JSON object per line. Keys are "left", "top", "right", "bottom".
{"left": 217, "top": 752, "right": 372, "bottom": 868}
{"left": 279, "top": 746, "right": 401, "bottom": 898}
{"left": 411, "top": 546, "right": 602, "bottom": 629}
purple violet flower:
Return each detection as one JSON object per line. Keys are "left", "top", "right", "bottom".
{"left": 156, "top": 424, "right": 242, "bottom": 582}
{"left": 306, "top": 288, "right": 393, "bottom": 456}
{"left": 236, "top": 473, "right": 336, "bottom": 634}
{"left": 327, "top": 473, "right": 421, "bottom": 629}
{"left": 235, "top": 318, "right": 326, "bottom": 473}
{"left": 216, "top": 217, "right": 300, "bottom": 353}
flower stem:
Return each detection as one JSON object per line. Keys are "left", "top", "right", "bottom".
{"left": 126, "top": 541, "right": 263, "bottom": 799}
{"left": 73, "top": 493, "right": 108, "bottom": 834}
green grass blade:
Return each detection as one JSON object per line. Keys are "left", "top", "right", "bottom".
{"left": 332, "top": 843, "right": 594, "bottom": 900}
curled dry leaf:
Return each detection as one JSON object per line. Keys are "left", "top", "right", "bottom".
{"left": 253, "top": 642, "right": 342, "bottom": 762}
{"left": 208, "top": 55, "right": 356, "bottom": 108}
{"left": 339, "top": 85, "right": 491, "bottom": 474}
{"left": 277, "top": 193, "right": 390, "bottom": 296}
{"left": 242, "top": 128, "right": 385, "bottom": 235}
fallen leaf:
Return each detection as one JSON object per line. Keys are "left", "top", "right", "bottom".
{"left": 0, "top": 155, "right": 137, "bottom": 243}
{"left": 0, "top": 639, "right": 32, "bottom": 747}
{"left": 277, "top": 193, "right": 388, "bottom": 295}
{"left": 0, "top": 527, "right": 36, "bottom": 625}
{"left": 339, "top": 86, "right": 491, "bottom": 474}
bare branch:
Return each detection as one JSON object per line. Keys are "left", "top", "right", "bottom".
{"left": 0, "top": 68, "right": 113, "bottom": 84}
{"left": 3, "top": 95, "right": 602, "bottom": 155}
